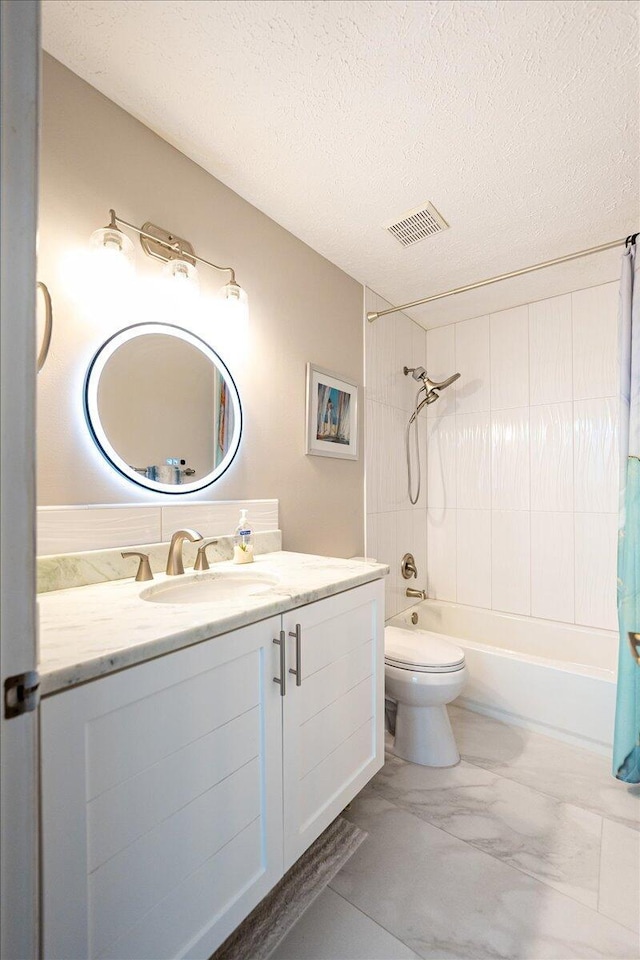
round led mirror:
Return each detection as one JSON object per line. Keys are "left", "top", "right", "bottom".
{"left": 84, "top": 323, "right": 242, "bottom": 493}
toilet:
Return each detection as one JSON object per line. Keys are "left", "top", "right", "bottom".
{"left": 384, "top": 626, "right": 467, "bottom": 767}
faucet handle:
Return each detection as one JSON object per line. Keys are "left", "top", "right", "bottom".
{"left": 401, "top": 553, "right": 418, "bottom": 579}
{"left": 121, "top": 552, "right": 153, "bottom": 582}
{"left": 193, "top": 540, "right": 219, "bottom": 572}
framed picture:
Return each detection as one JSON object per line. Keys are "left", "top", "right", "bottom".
{"left": 305, "top": 363, "right": 358, "bottom": 460}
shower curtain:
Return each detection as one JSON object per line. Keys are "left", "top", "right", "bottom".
{"left": 613, "top": 237, "right": 640, "bottom": 783}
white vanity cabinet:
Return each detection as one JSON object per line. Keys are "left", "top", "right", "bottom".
{"left": 40, "top": 580, "right": 384, "bottom": 960}
{"left": 282, "top": 583, "right": 384, "bottom": 869}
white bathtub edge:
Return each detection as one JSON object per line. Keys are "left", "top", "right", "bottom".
{"left": 455, "top": 697, "right": 612, "bottom": 757}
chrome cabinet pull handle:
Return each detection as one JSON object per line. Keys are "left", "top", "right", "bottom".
{"left": 273, "top": 630, "right": 286, "bottom": 696}
{"left": 288, "top": 623, "right": 302, "bottom": 686}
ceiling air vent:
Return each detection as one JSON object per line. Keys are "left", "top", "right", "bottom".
{"left": 386, "top": 201, "right": 449, "bottom": 247}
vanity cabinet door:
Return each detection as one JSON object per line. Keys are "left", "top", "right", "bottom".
{"left": 40, "top": 617, "right": 284, "bottom": 960}
{"left": 281, "top": 580, "right": 384, "bottom": 870}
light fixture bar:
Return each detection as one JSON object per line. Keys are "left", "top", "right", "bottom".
{"left": 108, "top": 209, "right": 237, "bottom": 284}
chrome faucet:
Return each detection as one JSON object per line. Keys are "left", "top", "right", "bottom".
{"left": 166, "top": 528, "right": 203, "bottom": 576}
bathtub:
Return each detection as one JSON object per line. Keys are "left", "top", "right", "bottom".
{"left": 388, "top": 600, "right": 618, "bottom": 755}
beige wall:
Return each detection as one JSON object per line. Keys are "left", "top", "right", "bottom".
{"left": 38, "top": 55, "right": 364, "bottom": 557}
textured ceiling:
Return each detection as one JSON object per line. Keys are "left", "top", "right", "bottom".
{"left": 42, "top": 0, "right": 639, "bottom": 327}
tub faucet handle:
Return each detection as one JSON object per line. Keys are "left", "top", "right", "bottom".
{"left": 401, "top": 553, "right": 418, "bottom": 579}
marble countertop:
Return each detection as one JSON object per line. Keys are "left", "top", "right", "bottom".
{"left": 38, "top": 551, "right": 388, "bottom": 697}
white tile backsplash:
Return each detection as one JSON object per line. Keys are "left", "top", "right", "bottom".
{"left": 530, "top": 402, "right": 574, "bottom": 512}
{"left": 572, "top": 283, "right": 619, "bottom": 401}
{"left": 37, "top": 500, "right": 279, "bottom": 556}
{"left": 366, "top": 281, "right": 618, "bottom": 631}
{"left": 455, "top": 315, "right": 490, "bottom": 414}
{"left": 490, "top": 305, "right": 529, "bottom": 410}
{"left": 529, "top": 294, "right": 573, "bottom": 405}
{"left": 160, "top": 500, "right": 279, "bottom": 541}
{"left": 38, "top": 506, "right": 162, "bottom": 555}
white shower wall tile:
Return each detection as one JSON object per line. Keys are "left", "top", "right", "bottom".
{"left": 455, "top": 315, "right": 490, "bottom": 414}
{"left": 574, "top": 513, "right": 618, "bottom": 630}
{"left": 377, "top": 404, "right": 397, "bottom": 513}
{"left": 530, "top": 512, "right": 575, "bottom": 623}
{"left": 365, "top": 291, "right": 394, "bottom": 406}
{"left": 426, "top": 509, "right": 457, "bottom": 601}
{"left": 456, "top": 412, "right": 491, "bottom": 509}
{"left": 490, "top": 305, "right": 529, "bottom": 410}
{"left": 365, "top": 513, "right": 378, "bottom": 564}
{"left": 456, "top": 509, "right": 491, "bottom": 608}
{"left": 365, "top": 399, "right": 381, "bottom": 515}
{"left": 491, "top": 408, "right": 530, "bottom": 511}
{"left": 530, "top": 402, "right": 574, "bottom": 512}
{"left": 426, "top": 415, "right": 457, "bottom": 509}
{"left": 426, "top": 325, "right": 457, "bottom": 418}
{"left": 376, "top": 511, "right": 398, "bottom": 618}
{"left": 394, "top": 315, "right": 418, "bottom": 412}
{"left": 574, "top": 398, "right": 619, "bottom": 513}
{"left": 572, "top": 283, "right": 619, "bottom": 401}
{"left": 397, "top": 509, "right": 427, "bottom": 611}
{"left": 491, "top": 510, "right": 531, "bottom": 615}
{"left": 529, "top": 294, "right": 573, "bottom": 405}
{"left": 411, "top": 322, "right": 427, "bottom": 383}
{"left": 367, "top": 282, "right": 619, "bottom": 633}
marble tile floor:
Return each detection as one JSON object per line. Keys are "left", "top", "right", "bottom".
{"left": 270, "top": 706, "right": 639, "bottom": 960}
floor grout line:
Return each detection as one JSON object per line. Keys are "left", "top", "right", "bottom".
{"left": 325, "top": 884, "right": 423, "bottom": 959}
{"left": 364, "top": 775, "right": 606, "bottom": 917}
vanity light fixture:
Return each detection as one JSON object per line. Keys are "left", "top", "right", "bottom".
{"left": 91, "top": 209, "right": 247, "bottom": 311}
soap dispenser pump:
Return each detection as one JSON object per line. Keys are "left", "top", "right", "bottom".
{"left": 233, "top": 509, "right": 254, "bottom": 564}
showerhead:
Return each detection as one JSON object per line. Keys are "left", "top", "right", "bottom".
{"left": 425, "top": 372, "right": 461, "bottom": 391}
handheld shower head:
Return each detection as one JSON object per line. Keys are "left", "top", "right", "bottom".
{"left": 425, "top": 372, "right": 461, "bottom": 391}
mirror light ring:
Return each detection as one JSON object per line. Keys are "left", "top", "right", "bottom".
{"left": 84, "top": 322, "right": 243, "bottom": 494}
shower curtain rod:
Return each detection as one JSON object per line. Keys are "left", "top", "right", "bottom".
{"left": 366, "top": 232, "right": 639, "bottom": 322}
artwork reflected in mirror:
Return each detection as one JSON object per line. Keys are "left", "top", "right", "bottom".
{"left": 85, "top": 323, "right": 242, "bottom": 493}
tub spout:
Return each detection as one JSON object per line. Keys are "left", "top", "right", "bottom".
{"left": 406, "top": 587, "right": 427, "bottom": 600}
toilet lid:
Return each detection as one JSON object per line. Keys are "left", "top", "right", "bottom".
{"left": 384, "top": 626, "right": 465, "bottom": 673}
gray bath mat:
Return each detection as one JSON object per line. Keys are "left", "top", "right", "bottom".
{"left": 211, "top": 816, "right": 367, "bottom": 960}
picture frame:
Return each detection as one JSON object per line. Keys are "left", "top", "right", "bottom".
{"left": 305, "top": 363, "right": 358, "bottom": 460}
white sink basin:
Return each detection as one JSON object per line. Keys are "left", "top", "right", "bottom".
{"left": 140, "top": 571, "right": 280, "bottom": 605}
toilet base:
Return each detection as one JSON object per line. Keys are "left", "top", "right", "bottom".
{"left": 393, "top": 703, "right": 460, "bottom": 767}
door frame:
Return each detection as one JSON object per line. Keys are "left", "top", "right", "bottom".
{"left": 0, "top": 1, "right": 40, "bottom": 957}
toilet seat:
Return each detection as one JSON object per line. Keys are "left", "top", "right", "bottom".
{"left": 384, "top": 626, "right": 465, "bottom": 674}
